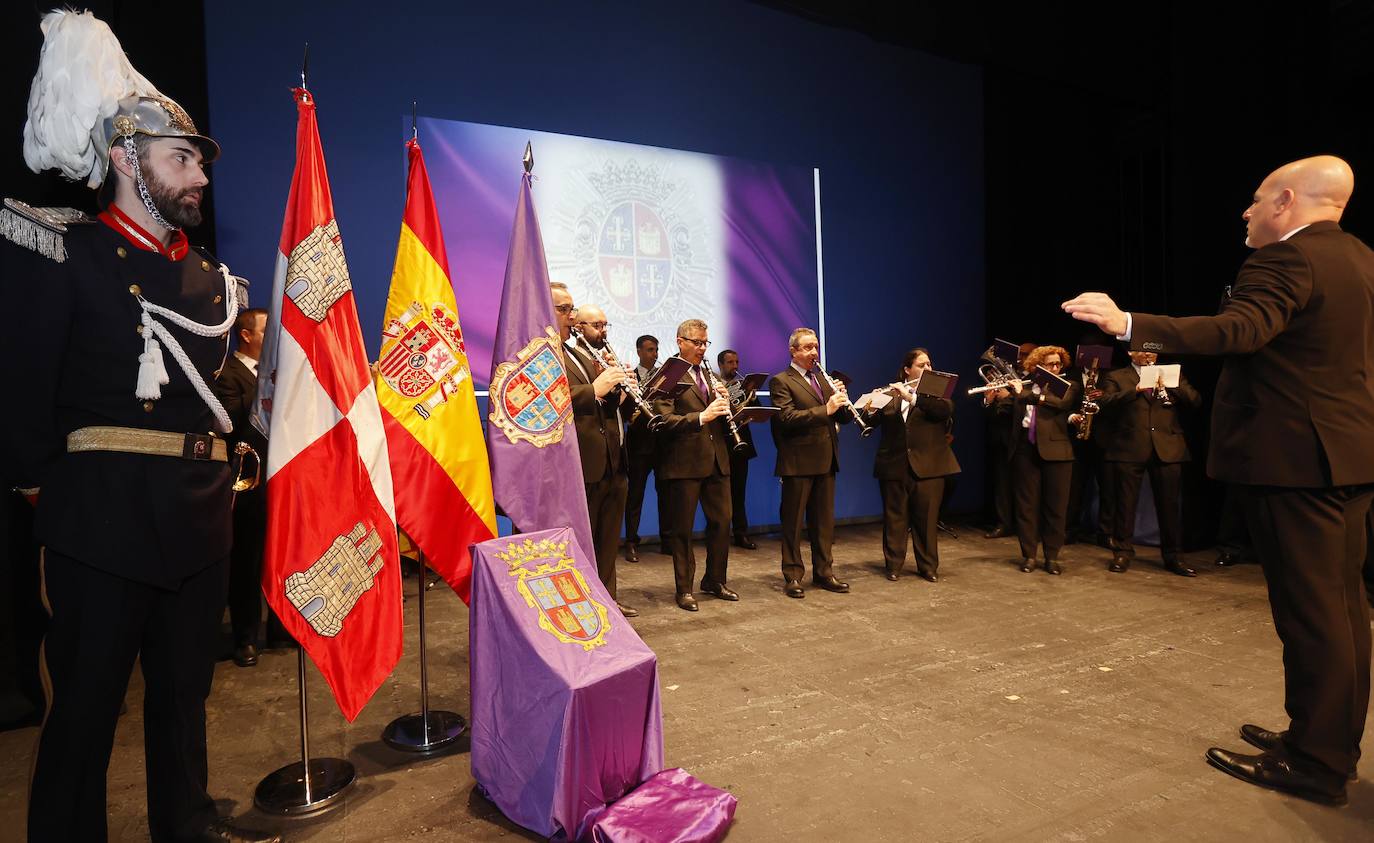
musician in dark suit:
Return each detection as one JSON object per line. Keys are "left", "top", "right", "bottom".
{"left": 860, "top": 348, "right": 960, "bottom": 582}
{"left": 1065, "top": 156, "right": 1374, "bottom": 805}
{"left": 650, "top": 319, "right": 737, "bottom": 611}
{"left": 551, "top": 289, "right": 637, "bottom": 617}
{"left": 212, "top": 308, "right": 285, "bottom": 667}
{"left": 981, "top": 385, "right": 1016, "bottom": 538}
{"left": 718, "top": 349, "right": 759, "bottom": 549}
{"left": 768, "top": 328, "right": 853, "bottom": 598}
{"left": 1008, "top": 345, "right": 1082, "bottom": 574}
{"left": 624, "top": 335, "right": 671, "bottom": 562}
{"left": 1094, "top": 353, "right": 1201, "bottom": 576}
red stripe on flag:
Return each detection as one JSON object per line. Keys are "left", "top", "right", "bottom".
{"left": 402, "top": 138, "right": 449, "bottom": 279}
{"left": 278, "top": 89, "right": 336, "bottom": 256}
{"left": 280, "top": 288, "right": 373, "bottom": 412}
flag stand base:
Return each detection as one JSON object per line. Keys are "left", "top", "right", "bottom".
{"left": 253, "top": 649, "right": 355, "bottom": 816}
{"left": 382, "top": 552, "right": 467, "bottom": 755}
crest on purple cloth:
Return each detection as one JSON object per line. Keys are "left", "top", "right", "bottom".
{"left": 499, "top": 536, "right": 610, "bottom": 650}
{"left": 489, "top": 327, "right": 574, "bottom": 447}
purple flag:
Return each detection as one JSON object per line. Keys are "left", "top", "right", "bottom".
{"left": 485, "top": 172, "right": 593, "bottom": 556}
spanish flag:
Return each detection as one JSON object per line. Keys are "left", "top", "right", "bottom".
{"left": 376, "top": 138, "right": 497, "bottom": 602}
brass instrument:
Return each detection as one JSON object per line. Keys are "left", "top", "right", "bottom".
{"left": 817, "top": 367, "right": 874, "bottom": 438}
{"left": 967, "top": 345, "right": 1031, "bottom": 396}
{"left": 577, "top": 332, "right": 664, "bottom": 430}
{"left": 1154, "top": 373, "right": 1173, "bottom": 408}
{"left": 1074, "top": 359, "right": 1100, "bottom": 441}
{"left": 701, "top": 361, "right": 751, "bottom": 453}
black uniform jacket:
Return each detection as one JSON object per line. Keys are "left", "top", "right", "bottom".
{"left": 564, "top": 341, "right": 629, "bottom": 483}
{"left": 1131, "top": 221, "right": 1374, "bottom": 487}
{"left": 3, "top": 222, "right": 233, "bottom": 589}
{"left": 1009, "top": 380, "right": 1082, "bottom": 462}
{"left": 867, "top": 393, "right": 961, "bottom": 480}
{"left": 1095, "top": 366, "right": 1200, "bottom": 464}
{"left": 768, "top": 366, "right": 852, "bottom": 477}
{"left": 650, "top": 358, "right": 731, "bottom": 481}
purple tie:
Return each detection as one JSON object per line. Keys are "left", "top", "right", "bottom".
{"left": 807, "top": 370, "right": 824, "bottom": 400}
{"left": 694, "top": 366, "right": 709, "bottom": 401}
{"left": 1028, "top": 405, "right": 1038, "bottom": 444}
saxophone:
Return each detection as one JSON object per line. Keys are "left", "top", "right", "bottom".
{"left": 1074, "top": 360, "right": 1100, "bottom": 441}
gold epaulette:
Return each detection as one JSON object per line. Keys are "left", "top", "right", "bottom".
{"left": 0, "top": 198, "right": 95, "bottom": 263}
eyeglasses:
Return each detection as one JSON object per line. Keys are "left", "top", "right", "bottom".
{"left": 678, "top": 336, "right": 711, "bottom": 348}
{"left": 579, "top": 321, "right": 610, "bottom": 330}
{"left": 553, "top": 304, "right": 577, "bottom": 314}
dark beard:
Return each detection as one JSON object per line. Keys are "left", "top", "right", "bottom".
{"left": 142, "top": 167, "right": 203, "bottom": 228}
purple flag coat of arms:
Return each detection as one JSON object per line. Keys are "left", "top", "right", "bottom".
{"left": 485, "top": 171, "right": 594, "bottom": 556}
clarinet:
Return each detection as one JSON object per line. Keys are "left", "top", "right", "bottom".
{"left": 578, "top": 335, "right": 663, "bottom": 429}
{"left": 1075, "top": 360, "right": 1100, "bottom": 441}
{"left": 817, "top": 368, "right": 874, "bottom": 438}
{"left": 701, "top": 362, "right": 750, "bottom": 453}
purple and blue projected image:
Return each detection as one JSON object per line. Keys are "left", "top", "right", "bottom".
{"left": 419, "top": 116, "right": 822, "bottom": 387}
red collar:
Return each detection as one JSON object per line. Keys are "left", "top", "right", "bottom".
{"left": 99, "top": 204, "right": 189, "bottom": 261}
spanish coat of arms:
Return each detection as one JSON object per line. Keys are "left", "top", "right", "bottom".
{"left": 377, "top": 299, "right": 471, "bottom": 419}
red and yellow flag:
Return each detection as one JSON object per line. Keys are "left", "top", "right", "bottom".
{"left": 376, "top": 138, "right": 497, "bottom": 601}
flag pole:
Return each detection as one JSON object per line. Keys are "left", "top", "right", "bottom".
{"left": 253, "top": 649, "right": 357, "bottom": 815}
{"left": 382, "top": 551, "right": 467, "bottom": 753}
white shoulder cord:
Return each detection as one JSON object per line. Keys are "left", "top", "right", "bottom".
{"left": 134, "top": 263, "right": 239, "bottom": 433}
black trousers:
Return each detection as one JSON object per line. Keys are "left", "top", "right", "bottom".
{"left": 1111, "top": 457, "right": 1183, "bottom": 560}
{"left": 728, "top": 453, "right": 751, "bottom": 536}
{"left": 30, "top": 550, "right": 227, "bottom": 842}
{"left": 1217, "top": 483, "right": 1253, "bottom": 559}
{"left": 1068, "top": 442, "right": 1113, "bottom": 539}
{"left": 625, "top": 454, "right": 671, "bottom": 545}
{"left": 879, "top": 472, "right": 945, "bottom": 577}
{"left": 227, "top": 489, "right": 287, "bottom": 646}
{"left": 779, "top": 473, "right": 837, "bottom": 583}
{"left": 666, "top": 470, "right": 731, "bottom": 594}
{"left": 987, "top": 438, "right": 1015, "bottom": 530}
{"left": 1246, "top": 484, "right": 1373, "bottom": 777}
{"left": 585, "top": 471, "right": 629, "bottom": 600}
{"left": 1011, "top": 438, "right": 1072, "bottom": 562}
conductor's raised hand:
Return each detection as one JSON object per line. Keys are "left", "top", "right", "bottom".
{"left": 1061, "top": 292, "right": 1128, "bottom": 338}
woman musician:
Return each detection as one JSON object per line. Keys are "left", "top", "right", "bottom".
{"left": 1008, "top": 345, "right": 1081, "bottom": 575}
{"left": 859, "top": 348, "right": 960, "bottom": 582}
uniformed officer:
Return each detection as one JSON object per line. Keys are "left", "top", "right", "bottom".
{"left": 1, "top": 10, "right": 277, "bottom": 842}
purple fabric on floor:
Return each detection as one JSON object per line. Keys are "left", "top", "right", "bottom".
{"left": 587, "top": 768, "right": 738, "bottom": 843}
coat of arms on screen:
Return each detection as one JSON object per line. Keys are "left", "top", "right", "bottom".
{"left": 377, "top": 300, "right": 471, "bottom": 420}
{"left": 500, "top": 537, "right": 610, "bottom": 650}
{"left": 488, "top": 327, "right": 572, "bottom": 448}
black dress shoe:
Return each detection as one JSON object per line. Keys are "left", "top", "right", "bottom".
{"left": 616, "top": 602, "right": 640, "bottom": 617}
{"left": 784, "top": 579, "right": 804, "bottom": 598}
{"left": 195, "top": 818, "right": 281, "bottom": 843}
{"left": 733, "top": 534, "right": 758, "bottom": 550}
{"left": 919, "top": 571, "right": 939, "bottom": 583}
{"left": 812, "top": 575, "right": 850, "bottom": 593}
{"left": 1239, "top": 725, "right": 1358, "bottom": 781}
{"left": 1019, "top": 558, "right": 1037, "bottom": 573}
{"left": 984, "top": 526, "right": 1011, "bottom": 539}
{"left": 675, "top": 592, "right": 698, "bottom": 612}
{"left": 232, "top": 643, "right": 258, "bottom": 668}
{"left": 700, "top": 581, "right": 740, "bottom": 601}
{"left": 624, "top": 542, "right": 639, "bottom": 563}
{"left": 1205, "top": 747, "right": 1347, "bottom": 805}
{"left": 1165, "top": 559, "right": 1197, "bottom": 577}
{"left": 1215, "top": 551, "right": 1239, "bottom": 566}
{"left": 1043, "top": 560, "right": 1062, "bottom": 575}
{"left": 885, "top": 571, "right": 899, "bottom": 582}
{"left": 1108, "top": 555, "right": 1130, "bottom": 573}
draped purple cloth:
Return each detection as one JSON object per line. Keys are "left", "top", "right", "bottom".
{"left": 470, "top": 526, "right": 664, "bottom": 840}
{"left": 588, "top": 768, "right": 738, "bottom": 843}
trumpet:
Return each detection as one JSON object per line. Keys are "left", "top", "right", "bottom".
{"left": 576, "top": 332, "right": 664, "bottom": 430}
{"left": 817, "top": 368, "right": 874, "bottom": 437}
{"left": 1074, "top": 360, "right": 1101, "bottom": 441}
{"left": 701, "top": 361, "right": 751, "bottom": 453}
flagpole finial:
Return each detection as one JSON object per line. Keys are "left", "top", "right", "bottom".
{"left": 523, "top": 141, "right": 534, "bottom": 175}
{"left": 300, "top": 42, "right": 310, "bottom": 90}
{"left": 411, "top": 101, "right": 418, "bottom": 141}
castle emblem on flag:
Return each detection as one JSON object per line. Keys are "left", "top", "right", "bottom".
{"left": 500, "top": 537, "right": 610, "bottom": 650}
{"left": 284, "top": 219, "right": 352, "bottom": 322}
{"left": 378, "top": 300, "right": 471, "bottom": 419}
{"left": 488, "top": 327, "right": 572, "bottom": 448}
{"left": 285, "top": 521, "right": 386, "bottom": 637}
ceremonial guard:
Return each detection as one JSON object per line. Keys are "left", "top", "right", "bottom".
{"left": 1, "top": 11, "right": 274, "bottom": 842}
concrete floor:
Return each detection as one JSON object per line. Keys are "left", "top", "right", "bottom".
{"left": 2, "top": 523, "right": 1372, "bottom": 842}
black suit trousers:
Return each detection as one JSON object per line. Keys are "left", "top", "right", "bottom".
{"left": 585, "top": 472, "right": 629, "bottom": 600}
{"left": 625, "top": 456, "right": 671, "bottom": 545}
{"left": 1245, "top": 484, "right": 1372, "bottom": 777}
{"left": 666, "top": 470, "right": 731, "bottom": 594}
{"left": 986, "top": 439, "right": 1015, "bottom": 530}
{"left": 30, "top": 550, "right": 226, "bottom": 842}
{"left": 1069, "top": 442, "right": 1113, "bottom": 539}
{"left": 778, "top": 473, "right": 836, "bottom": 583}
{"left": 880, "top": 472, "right": 944, "bottom": 576}
{"left": 1111, "top": 457, "right": 1183, "bottom": 560}
{"left": 729, "top": 453, "right": 751, "bottom": 535}
{"left": 1011, "top": 437, "right": 1072, "bottom": 562}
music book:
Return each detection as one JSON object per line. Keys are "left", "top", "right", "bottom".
{"left": 855, "top": 390, "right": 894, "bottom": 411}
{"left": 1138, "top": 363, "right": 1180, "bottom": 388}
{"left": 827, "top": 369, "right": 854, "bottom": 388}
{"left": 1075, "top": 344, "right": 1114, "bottom": 371}
{"left": 993, "top": 338, "right": 1022, "bottom": 364}
{"left": 732, "top": 406, "right": 779, "bottom": 424}
{"left": 643, "top": 357, "right": 692, "bottom": 397}
{"left": 1031, "top": 365, "right": 1072, "bottom": 399}
{"left": 914, "top": 369, "right": 960, "bottom": 399}
{"left": 740, "top": 372, "right": 769, "bottom": 392}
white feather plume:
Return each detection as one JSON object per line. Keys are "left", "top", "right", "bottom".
{"left": 23, "top": 9, "right": 163, "bottom": 188}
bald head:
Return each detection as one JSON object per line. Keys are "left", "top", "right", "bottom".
{"left": 575, "top": 304, "right": 611, "bottom": 347}
{"left": 1243, "top": 155, "right": 1353, "bottom": 248}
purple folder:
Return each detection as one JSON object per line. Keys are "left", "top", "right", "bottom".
{"left": 470, "top": 526, "right": 664, "bottom": 841}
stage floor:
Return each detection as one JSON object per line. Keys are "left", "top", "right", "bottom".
{"left": 3, "top": 522, "right": 1372, "bottom": 841}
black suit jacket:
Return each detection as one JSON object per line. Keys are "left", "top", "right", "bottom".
{"left": 768, "top": 366, "right": 851, "bottom": 477}
{"left": 563, "top": 342, "right": 627, "bottom": 483}
{"left": 650, "top": 359, "right": 731, "bottom": 480}
{"left": 1095, "top": 366, "right": 1200, "bottom": 463}
{"left": 1131, "top": 221, "right": 1374, "bottom": 487}
{"left": 213, "top": 353, "right": 269, "bottom": 459}
{"left": 1010, "top": 380, "right": 1082, "bottom": 462}
{"left": 867, "top": 393, "right": 961, "bottom": 480}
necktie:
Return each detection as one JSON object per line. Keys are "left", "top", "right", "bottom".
{"left": 807, "top": 369, "right": 824, "bottom": 400}
{"left": 1028, "top": 404, "right": 1038, "bottom": 444}
{"left": 694, "top": 366, "right": 709, "bottom": 401}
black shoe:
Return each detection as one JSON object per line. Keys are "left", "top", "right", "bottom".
{"left": 885, "top": 572, "right": 899, "bottom": 581}
{"left": 616, "top": 602, "right": 640, "bottom": 618}
{"left": 624, "top": 542, "right": 639, "bottom": 563}
{"left": 1019, "top": 558, "right": 1037, "bottom": 573}
{"left": 1108, "top": 555, "right": 1130, "bottom": 573}
{"left": 195, "top": 818, "right": 281, "bottom": 843}
{"left": 1215, "top": 551, "right": 1240, "bottom": 567}
{"left": 675, "top": 592, "right": 698, "bottom": 612}
{"left": 1165, "top": 559, "right": 1197, "bottom": 577}
{"left": 733, "top": 534, "right": 758, "bottom": 550}
{"left": 784, "top": 579, "right": 805, "bottom": 598}
{"left": 232, "top": 644, "right": 258, "bottom": 668}
{"left": 919, "top": 571, "right": 939, "bottom": 583}
{"left": 656, "top": 543, "right": 673, "bottom": 556}
{"left": 812, "top": 575, "right": 850, "bottom": 593}
{"left": 1239, "top": 725, "right": 1358, "bottom": 781}
{"left": 1044, "top": 560, "right": 1062, "bottom": 575}
{"left": 700, "top": 581, "right": 740, "bottom": 601}
{"left": 984, "top": 526, "right": 1011, "bottom": 539}
{"left": 1205, "top": 747, "right": 1347, "bottom": 805}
